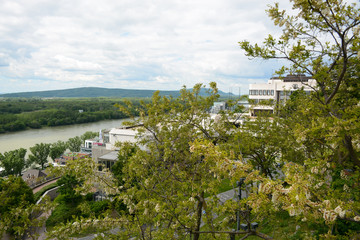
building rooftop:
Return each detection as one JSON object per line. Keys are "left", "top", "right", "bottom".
{"left": 98, "top": 151, "right": 119, "bottom": 161}
{"left": 109, "top": 128, "right": 138, "bottom": 136}
{"left": 270, "top": 74, "right": 313, "bottom": 82}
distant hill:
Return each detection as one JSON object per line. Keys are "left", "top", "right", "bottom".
{"left": 0, "top": 87, "right": 234, "bottom": 98}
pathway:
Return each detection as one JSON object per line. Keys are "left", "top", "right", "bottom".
{"left": 32, "top": 178, "right": 58, "bottom": 194}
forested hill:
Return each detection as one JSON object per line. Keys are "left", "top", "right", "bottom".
{"left": 0, "top": 87, "right": 233, "bottom": 98}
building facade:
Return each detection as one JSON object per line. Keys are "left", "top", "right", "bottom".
{"left": 248, "top": 74, "right": 316, "bottom": 116}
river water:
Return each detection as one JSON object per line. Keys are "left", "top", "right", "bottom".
{"left": 0, "top": 119, "right": 129, "bottom": 154}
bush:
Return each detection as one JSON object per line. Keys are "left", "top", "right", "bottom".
{"left": 46, "top": 201, "right": 81, "bottom": 228}
{"left": 90, "top": 200, "right": 110, "bottom": 216}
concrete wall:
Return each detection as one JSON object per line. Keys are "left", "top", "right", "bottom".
{"left": 36, "top": 186, "right": 60, "bottom": 204}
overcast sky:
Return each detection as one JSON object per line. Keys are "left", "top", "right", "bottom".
{"left": 0, "top": 0, "right": 293, "bottom": 94}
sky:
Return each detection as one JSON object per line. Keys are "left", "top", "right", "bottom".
{"left": 0, "top": 0, "right": 293, "bottom": 94}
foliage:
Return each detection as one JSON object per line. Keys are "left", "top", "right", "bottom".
{"left": 45, "top": 84, "right": 273, "bottom": 240}
{"left": 57, "top": 174, "right": 83, "bottom": 203}
{"left": 239, "top": 0, "right": 360, "bottom": 105}
{"left": 238, "top": 0, "right": 360, "bottom": 238}
{"left": 0, "top": 148, "right": 28, "bottom": 176}
{"left": 111, "top": 141, "right": 139, "bottom": 186}
{"left": 49, "top": 140, "right": 68, "bottom": 161}
{"left": 0, "top": 97, "right": 139, "bottom": 134}
{"left": 226, "top": 116, "right": 283, "bottom": 179}
{"left": 90, "top": 200, "right": 111, "bottom": 216}
{"left": 0, "top": 176, "right": 34, "bottom": 214}
{"left": 67, "top": 136, "right": 82, "bottom": 152}
{"left": 46, "top": 200, "right": 82, "bottom": 229}
{"left": 0, "top": 176, "right": 54, "bottom": 239}
{"left": 28, "top": 143, "right": 51, "bottom": 170}
{"left": 81, "top": 131, "right": 99, "bottom": 142}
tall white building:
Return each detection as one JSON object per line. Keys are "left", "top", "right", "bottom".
{"left": 248, "top": 74, "right": 316, "bottom": 116}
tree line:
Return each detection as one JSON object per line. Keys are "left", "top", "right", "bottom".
{"left": 0, "top": 98, "right": 145, "bottom": 133}
{"left": 0, "top": 131, "right": 98, "bottom": 177}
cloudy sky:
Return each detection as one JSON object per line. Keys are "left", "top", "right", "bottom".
{"left": 0, "top": 0, "right": 292, "bottom": 94}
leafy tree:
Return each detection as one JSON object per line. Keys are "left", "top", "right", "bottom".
{"left": 0, "top": 176, "right": 34, "bottom": 214}
{"left": 80, "top": 131, "right": 98, "bottom": 142}
{"left": 0, "top": 176, "right": 33, "bottom": 238}
{"left": 0, "top": 176, "right": 55, "bottom": 239}
{"left": 46, "top": 84, "right": 273, "bottom": 240}
{"left": 0, "top": 148, "right": 28, "bottom": 176}
{"left": 28, "top": 143, "right": 51, "bottom": 170}
{"left": 112, "top": 141, "right": 139, "bottom": 185}
{"left": 49, "top": 140, "right": 68, "bottom": 161}
{"left": 228, "top": 116, "right": 283, "bottom": 179}
{"left": 239, "top": 0, "right": 360, "bottom": 238}
{"left": 67, "top": 136, "right": 82, "bottom": 152}
{"left": 57, "top": 174, "right": 83, "bottom": 203}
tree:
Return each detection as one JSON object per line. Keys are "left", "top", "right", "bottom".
{"left": 57, "top": 174, "right": 83, "bottom": 203}
{"left": 46, "top": 84, "right": 273, "bottom": 240}
{"left": 0, "top": 148, "right": 28, "bottom": 176}
{"left": 0, "top": 176, "right": 34, "bottom": 238}
{"left": 80, "top": 131, "right": 98, "bottom": 142}
{"left": 0, "top": 176, "right": 54, "bottom": 239}
{"left": 111, "top": 141, "right": 140, "bottom": 186}
{"left": 67, "top": 136, "right": 82, "bottom": 152}
{"left": 227, "top": 116, "right": 283, "bottom": 179}
{"left": 239, "top": 0, "right": 359, "bottom": 105}
{"left": 28, "top": 143, "right": 51, "bottom": 170}
{"left": 0, "top": 176, "right": 34, "bottom": 214}
{"left": 49, "top": 140, "right": 68, "bottom": 161}
{"left": 239, "top": 0, "right": 360, "bottom": 238}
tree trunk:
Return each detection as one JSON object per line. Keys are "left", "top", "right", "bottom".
{"left": 193, "top": 191, "right": 204, "bottom": 240}
{"left": 343, "top": 134, "right": 360, "bottom": 168}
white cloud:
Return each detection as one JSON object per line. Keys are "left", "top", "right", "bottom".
{"left": 0, "top": 0, "right": 295, "bottom": 94}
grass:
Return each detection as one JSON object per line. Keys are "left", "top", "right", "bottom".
{"left": 232, "top": 211, "right": 329, "bottom": 240}
{"left": 33, "top": 182, "right": 58, "bottom": 202}
{"left": 216, "top": 178, "right": 234, "bottom": 194}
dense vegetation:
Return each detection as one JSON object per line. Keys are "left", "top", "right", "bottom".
{"left": 0, "top": 98, "right": 142, "bottom": 133}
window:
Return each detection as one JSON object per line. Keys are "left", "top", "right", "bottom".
{"left": 255, "top": 90, "right": 258, "bottom": 95}
{"left": 271, "top": 90, "right": 274, "bottom": 95}
{"left": 259, "top": 90, "right": 262, "bottom": 95}
{"left": 263, "top": 90, "right": 266, "bottom": 95}
{"left": 267, "top": 90, "right": 270, "bottom": 95}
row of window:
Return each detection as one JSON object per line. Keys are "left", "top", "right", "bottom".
{"left": 250, "top": 99, "right": 274, "bottom": 104}
{"left": 249, "top": 89, "right": 274, "bottom": 96}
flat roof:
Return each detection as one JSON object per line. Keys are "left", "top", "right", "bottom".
{"left": 98, "top": 151, "right": 119, "bottom": 161}
{"left": 109, "top": 128, "right": 138, "bottom": 136}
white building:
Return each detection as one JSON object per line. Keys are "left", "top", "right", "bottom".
{"left": 91, "top": 126, "right": 147, "bottom": 170}
{"left": 248, "top": 74, "right": 316, "bottom": 116}
{"left": 106, "top": 128, "right": 138, "bottom": 150}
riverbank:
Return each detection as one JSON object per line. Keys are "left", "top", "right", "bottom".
{"left": 0, "top": 118, "right": 130, "bottom": 154}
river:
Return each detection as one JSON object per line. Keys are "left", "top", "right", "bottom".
{"left": 0, "top": 118, "right": 130, "bottom": 154}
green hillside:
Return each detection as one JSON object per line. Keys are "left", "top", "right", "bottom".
{"left": 0, "top": 87, "right": 234, "bottom": 98}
